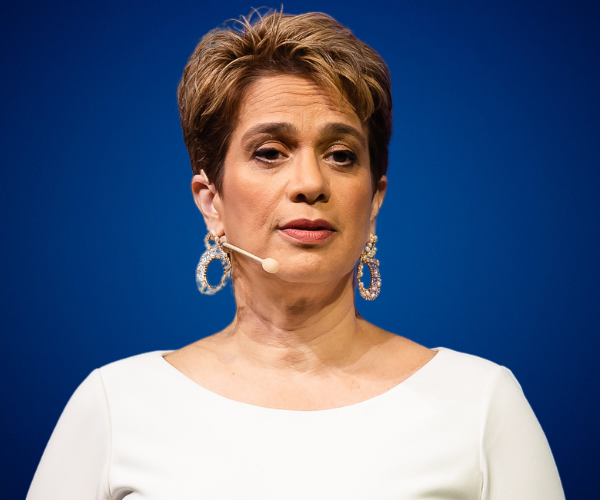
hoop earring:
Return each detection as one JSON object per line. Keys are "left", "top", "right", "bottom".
{"left": 357, "top": 233, "right": 381, "bottom": 300}
{"left": 196, "top": 230, "right": 232, "bottom": 295}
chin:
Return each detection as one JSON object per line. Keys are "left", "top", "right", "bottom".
{"left": 275, "top": 256, "right": 353, "bottom": 286}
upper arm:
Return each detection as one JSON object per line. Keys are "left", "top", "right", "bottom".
{"left": 480, "top": 366, "right": 565, "bottom": 500}
{"left": 27, "top": 369, "right": 112, "bottom": 500}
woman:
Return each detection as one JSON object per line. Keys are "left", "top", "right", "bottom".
{"left": 27, "top": 11, "right": 565, "bottom": 500}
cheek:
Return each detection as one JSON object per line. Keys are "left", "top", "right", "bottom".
{"left": 337, "top": 182, "right": 373, "bottom": 234}
{"left": 219, "top": 167, "right": 278, "bottom": 234}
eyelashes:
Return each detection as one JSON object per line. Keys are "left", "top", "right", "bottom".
{"left": 254, "top": 147, "right": 285, "bottom": 163}
{"left": 329, "top": 149, "right": 357, "bottom": 166}
{"left": 253, "top": 146, "right": 357, "bottom": 167}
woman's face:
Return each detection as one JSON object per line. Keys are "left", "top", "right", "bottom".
{"left": 196, "top": 75, "right": 386, "bottom": 285}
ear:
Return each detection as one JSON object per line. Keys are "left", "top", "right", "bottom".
{"left": 369, "top": 175, "right": 388, "bottom": 233}
{"left": 191, "top": 171, "right": 225, "bottom": 236}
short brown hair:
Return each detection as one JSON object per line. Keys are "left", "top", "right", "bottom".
{"left": 178, "top": 11, "right": 392, "bottom": 193}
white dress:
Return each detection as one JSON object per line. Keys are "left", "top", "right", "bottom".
{"left": 27, "top": 347, "right": 565, "bottom": 500}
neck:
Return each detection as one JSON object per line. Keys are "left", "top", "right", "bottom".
{"left": 223, "top": 265, "right": 371, "bottom": 375}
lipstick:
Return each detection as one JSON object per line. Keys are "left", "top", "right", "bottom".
{"left": 279, "top": 218, "right": 335, "bottom": 243}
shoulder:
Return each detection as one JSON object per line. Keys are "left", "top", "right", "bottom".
{"left": 97, "top": 350, "right": 171, "bottom": 378}
{"left": 405, "top": 347, "right": 518, "bottom": 403}
{"left": 432, "top": 347, "right": 504, "bottom": 376}
{"left": 98, "top": 350, "right": 172, "bottom": 374}
{"left": 95, "top": 350, "right": 175, "bottom": 398}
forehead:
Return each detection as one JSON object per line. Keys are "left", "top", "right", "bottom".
{"left": 236, "top": 75, "right": 363, "bottom": 132}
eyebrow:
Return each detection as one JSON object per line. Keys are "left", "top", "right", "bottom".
{"left": 241, "top": 123, "right": 298, "bottom": 145}
{"left": 241, "top": 121, "right": 367, "bottom": 148}
{"left": 318, "top": 123, "right": 367, "bottom": 147}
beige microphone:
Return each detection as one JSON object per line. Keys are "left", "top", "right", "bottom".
{"left": 199, "top": 170, "right": 280, "bottom": 274}
{"left": 221, "top": 237, "right": 280, "bottom": 274}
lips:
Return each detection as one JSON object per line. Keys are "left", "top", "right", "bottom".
{"left": 279, "top": 218, "right": 336, "bottom": 243}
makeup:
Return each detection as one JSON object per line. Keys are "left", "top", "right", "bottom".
{"left": 279, "top": 218, "right": 335, "bottom": 243}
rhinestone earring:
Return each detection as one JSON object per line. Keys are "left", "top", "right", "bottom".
{"left": 357, "top": 233, "right": 381, "bottom": 300}
{"left": 196, "top": 230, "right": 232, "bottom": 295}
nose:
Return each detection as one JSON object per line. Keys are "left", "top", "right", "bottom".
{"left": 287, "top": 150, "right": 331, "bottom": 204}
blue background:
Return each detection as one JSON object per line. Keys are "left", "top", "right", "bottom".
{"left": 2, "top": 0, "right": 599, "bottom": 497}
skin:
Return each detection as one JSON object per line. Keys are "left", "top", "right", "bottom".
{"left": 165, "top": 75, "right": 435, "bottom": 411}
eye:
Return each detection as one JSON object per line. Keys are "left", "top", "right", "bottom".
{"left": 328, "top": 149, "right": 357, "bottom": 167}
{"left": 254, "top": 147, "right": 285, "bottom": 163}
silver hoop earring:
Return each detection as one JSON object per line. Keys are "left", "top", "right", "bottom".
{"left": 196, "top": 230, "right": 232, "bottom": 295}
{"left": 357, "top": 233, "right": 381, "bottom": 300}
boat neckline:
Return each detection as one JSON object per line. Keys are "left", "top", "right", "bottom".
{"left": 154, "top": 346, "right": 448, "bottom": 414}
